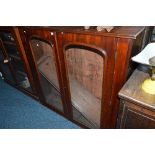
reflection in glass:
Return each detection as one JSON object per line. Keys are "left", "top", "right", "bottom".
{"left": 0, "top": 32, "right": 33, "bottom": 91}
{"left": 30, "top": 38, "right": 63, "bottom": 112}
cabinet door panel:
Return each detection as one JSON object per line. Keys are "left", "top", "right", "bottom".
{"left": 0, "top": 40, "right": 16, "bottom": 84}
{"left": 119, "top": 101, "right": 155, "bottom": 129}
{"left": 60, "top": 33, "right": 116, "bottom": 128}
{"left": 124, "top": 109, "right": 155, "bottom": 129}
{"left": 0, "top": 32, "right": 33, "bottom": 92}
{"left": 29, "top": 37, "right": 63, "bottom": 112}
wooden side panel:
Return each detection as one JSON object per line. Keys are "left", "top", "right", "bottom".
{"left": 108, "top": 38, "right": 134, "bottom": 128}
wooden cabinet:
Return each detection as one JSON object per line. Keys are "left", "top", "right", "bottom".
{"left": 118, "top": 69, "right": 155, "bottom": 129}
{"left": 12, "top": 26, "right": 148, "bottom": 128}
{"left": 0, "top": 27, "right": 37, "bottom": 99}
{"left": 56, "top": 27, "right": 145, "bottom": 128}
{"left": 56, "top": 32, "right": 116, "bottom": 128}
{"left": 18, "top": 28, "right": 65, "bottom": 115}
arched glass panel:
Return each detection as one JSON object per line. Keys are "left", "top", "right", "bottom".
{"left": 65, "top": 45, "right": 104, "bottom": 128}
{"left": 30, "top": 38, "right": 63, "bottom": 112}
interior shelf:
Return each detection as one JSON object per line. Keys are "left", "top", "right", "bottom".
{"left": 69, "top": 75, "right": 101, "bottom": 127}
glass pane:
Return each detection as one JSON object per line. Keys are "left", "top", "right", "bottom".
{"left": 0, "top": 48, "right": 15, "bottom": 84}
{"left": 30, "top": 38, "right": 63, "bottom": 112}
{"left": 0, "top": 32, "right": 15, "bottom": 42}
{"left": 65, "top": 46, "right": 103, "bottom": 128}
{"left": 10, "top": 58, "right": 33, "bottom": 92}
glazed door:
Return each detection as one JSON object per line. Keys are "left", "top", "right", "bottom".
{"left": 0, "top": 39, "right": 16, "bottom": 84}
{"left": 20, "top": 29, "right": 64, "bottom": 113}
{"left": 0, "top": 31, "right": 33, "bottom": 92}
{"left": 58, "top": 33, "right": 116, "bottom": 128}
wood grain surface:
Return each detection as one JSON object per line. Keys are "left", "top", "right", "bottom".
{"left": 119, "top": 69, "right": 155, "bottom": 110}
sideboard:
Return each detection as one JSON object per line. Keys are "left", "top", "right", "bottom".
{"left": 0, "top": 26, "right": 151, "bottom": 128}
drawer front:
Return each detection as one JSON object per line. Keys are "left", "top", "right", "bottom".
{"left": 119, "top": 101, "right": 155, "bottom": 129}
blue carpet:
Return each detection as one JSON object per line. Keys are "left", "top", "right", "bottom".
{"left": 0, "top": 78, "right": 80, "bottom": 129}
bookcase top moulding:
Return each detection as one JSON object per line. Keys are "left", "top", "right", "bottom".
{"left": 18, "top": 26, "right": 145, "bottom": 39}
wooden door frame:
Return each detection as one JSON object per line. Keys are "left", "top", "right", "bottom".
{"left": 57, "top": 32, "right": 116, "bottom": 128}
{"left": 18, "top": 27, "right": 68, "bottom": 116}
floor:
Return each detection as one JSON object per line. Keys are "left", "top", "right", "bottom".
{"left": 0, "top": 78, "right": 80, "bottom": 129}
